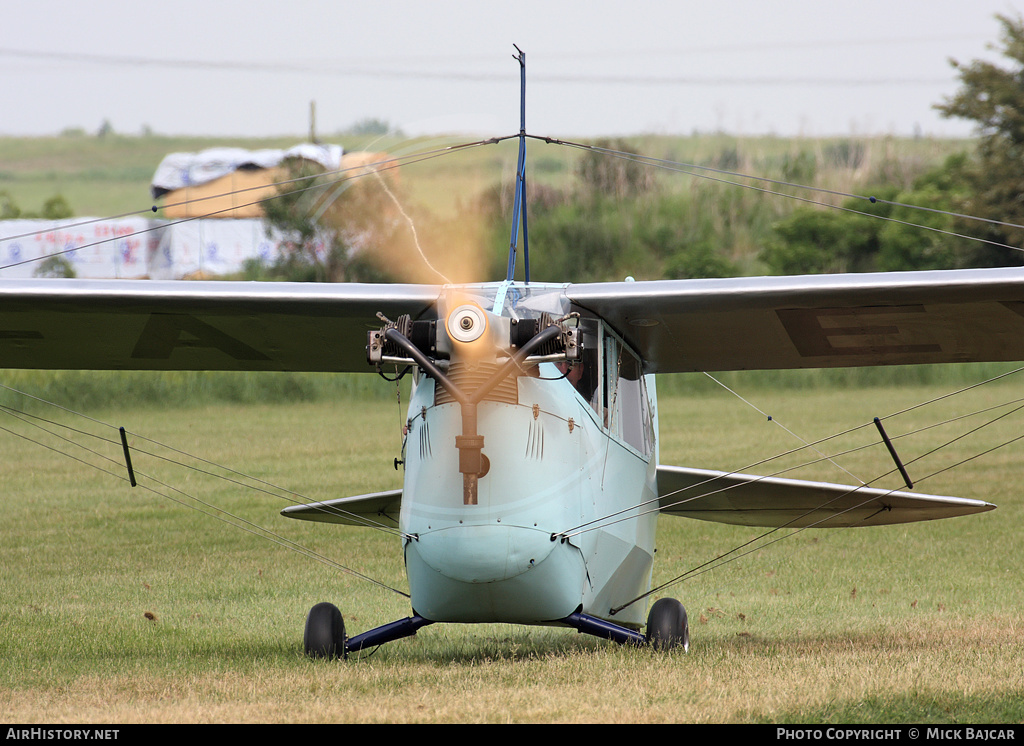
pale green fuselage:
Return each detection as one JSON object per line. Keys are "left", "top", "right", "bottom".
{"left": 401, "top": 352, "right": 659, "bottom": 629}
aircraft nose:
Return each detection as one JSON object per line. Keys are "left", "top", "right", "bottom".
{"left": 412, "top": 524, "right": 558, "bottom": 584}
{"left": 405, "top": 521, "right": 586, "bottom": 624}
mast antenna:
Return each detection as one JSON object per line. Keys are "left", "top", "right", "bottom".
{"left": 505, "top": 45, "right": 530, "bottom": 283}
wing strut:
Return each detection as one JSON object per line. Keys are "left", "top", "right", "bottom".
{"left": 505, "top": 45, "right": 530, "bottom": 284}
{"left": 119, "top": 426, "right": 137, "bottom": 487}
{"left": 874, "top": 417, "right": 914, "bottom": 489}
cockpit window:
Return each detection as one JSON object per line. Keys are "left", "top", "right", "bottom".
{"left": 603, "top": 327, "right": 654, "bottom": 457}
{"left": 555, "top": 316, "right": 654, "bottom": 457}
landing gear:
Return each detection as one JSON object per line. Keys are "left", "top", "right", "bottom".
{"left": 302, "top": 601, "right": 690, "bottom": 657}
{"left": 303, "top": 604, "right": 434, "bottom": 660}
{"left": 646, "top": 597, "right": 689, "bottom": 652}
{"left": 304, "top": 602, "right": 346, "bottom": 660}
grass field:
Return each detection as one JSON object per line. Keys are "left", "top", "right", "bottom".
{"left": 1, "top": 370, "right": 1022, "bottom": 723}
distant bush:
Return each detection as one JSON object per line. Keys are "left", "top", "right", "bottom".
{"left": 33, "top": 256, "right": 76, "bottom": 278}
{"left": 0, "top": 191, "right": 74, "bottom": 220}
{"left": 0, "top": 190, "right": 20, "bottom": 219}
{"left": 761, "top": 154, "right": 988, "bottom": 275}
{"left": 41, "top": 195, "right": 73, "bottom": 219}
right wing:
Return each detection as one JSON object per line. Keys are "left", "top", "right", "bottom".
{"left": 568, "top": 267, "right": 1024, "bottom": 374}
{"left": 657, "top": 465, "right": 995, "bottom": 528}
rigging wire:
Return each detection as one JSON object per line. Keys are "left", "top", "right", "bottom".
{"left": 535, "top": 135, "right": 1024, "bottom": 255}
{"left": 5, "top": 122, "right": 1024, "bottom": 613}
{"left": 0, "top": 136, "right": 510, "bottom": 275}
{"left": 610, "top": 397, "right": 1024, "bottom": 614}
{"left": 546, "top": 135, "right": 1024, "bottom": 231}
{"left": 0, "top": 412, "right": 406, "bottom": 596}
{"left": 0, "top": 389, "right": 412, "bottom": 598}
{"left": 701, "top": 371, "right": 866, "bottom": 485}
{"left": 6, "top": 130, "right": 1017, "bottom": 278}
{"left": 0, "top": 388, "right": 407, "bottom": 537}
{"left": 555, "top": 363, "right": 1024, "bottom": 541}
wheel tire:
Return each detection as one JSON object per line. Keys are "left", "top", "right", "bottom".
{"left": 646, "top": 597, "right": 690, "bottom": 652}
{"left": 304, "top": 602, "right": 346, "bottom": 660}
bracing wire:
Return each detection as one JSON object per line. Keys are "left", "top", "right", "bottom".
{"left": 6, "top": 130, "right": 1017, "bottom": 276}
{"left": 534, "top": 135, "right": 1024, "bottom": 256}
{"left": 701, "top": 371, "right": 866, "bottom": 485}
{"left": 610, "top": 397, "right": 1024, "bottom": 614}
{"left": 554, "top": 363, "right": 1024, "bottom": 543}
{"left": 0, "top": 387, "right": 412, "bottom": 597}
{"left": 6, "top": 121, "right": 1024, "bottom": 613}
{"left": 0, "top": 413, "right": 408, "bottom": 597}
{"left": 0, "top": 136, "right": 512, "bottom": 275}
{"left": 0, "top": 387, "right": 407, "bottom": 537}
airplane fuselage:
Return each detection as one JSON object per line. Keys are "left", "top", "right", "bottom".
{"left": 397, "top": 285, "right": 660, "bottom": 629}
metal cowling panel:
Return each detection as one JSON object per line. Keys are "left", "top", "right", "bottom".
{"left": 434, "top": 362, "right": 520, "bottom": 406}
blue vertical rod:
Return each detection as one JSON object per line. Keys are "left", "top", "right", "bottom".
{"left": 506, "top": 46, "right": 530, "bottom": 283}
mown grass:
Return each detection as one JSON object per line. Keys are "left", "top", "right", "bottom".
{"left": 1, "top": 370, "right": 1021, "bottom": 723}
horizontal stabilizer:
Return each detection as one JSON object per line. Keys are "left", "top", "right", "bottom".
{"left": 657, "top": 465, "right": 995, "bottom": 528}
{"left": 281, "top": 489, "right": 402, "bottom": 528}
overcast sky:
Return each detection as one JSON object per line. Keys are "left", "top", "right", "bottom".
{"left": 2, "top": 0, "right": 1022, "bottom": 141}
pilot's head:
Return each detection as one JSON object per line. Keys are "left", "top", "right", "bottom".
{"left": 557, "top": 360, "right": 584, "bottom": 387}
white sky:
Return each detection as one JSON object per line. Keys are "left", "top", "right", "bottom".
{"left": 2, "top": 0, "right": 1022, "bottom": 140}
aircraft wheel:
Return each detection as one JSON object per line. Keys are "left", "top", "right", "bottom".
{"left": 646, "top": 597, "right": 689, "bottom": 652}
{"left": 304, "top": 602, "right": 347, "bottom": 660}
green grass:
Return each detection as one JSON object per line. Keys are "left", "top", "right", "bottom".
{"left": 1, "top": 372, "right": 1022, "bottom": 722}
{"left": 0, "top": 369, "right": 405, "bottom": 413}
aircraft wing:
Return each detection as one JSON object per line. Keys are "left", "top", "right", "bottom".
{"left": 281, "top": 489, "right": 402, "bottom": 528}
{"left": 6, "top": 267, "right": 1024, "bottom": 375}
{"left": 0, "top": 278, "right": 440, "bottom": 372}
{"left": 657, "top": 465, "right": 995, "bottom": 528}
{"left": 567, "top": 267, "right": 1024, "bottom": 373}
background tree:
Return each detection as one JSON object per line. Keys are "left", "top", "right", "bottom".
{"left": 511, "top": 139, "right": 738, "bottom": 282}
{"left": 874, "top": 154, "right": 970, "bottom": 271}
{"left": 261, "top": 158, "right": 401, "bottom": 282}
{"left": 41, "top": 195, "right": 73, "bottom": 220}
{"left": 760, "top": 188, "right": 895, "bottom": 275}
{"left": 935, "top": 13, "right": 1024, "bottom": 265}
{"left": 0, "top": 191, "right": 21, "bottom": 219}
{"left": 0, "top": 192, "right": 74, "bottom": 221}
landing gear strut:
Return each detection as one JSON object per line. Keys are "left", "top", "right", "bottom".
{"left": 303, "top": 602, "right": 433, "bottom": 660}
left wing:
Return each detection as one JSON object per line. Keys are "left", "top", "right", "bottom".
{"left": 658, "top": 465, "right": 995, "bottom": 528}
{"left": 281, "top": 490, "right": 402, "bottom": 529}
{"left": 0, "top": 278, "right": 440, "bottom": 372}
{"left": 568, "top": 267, "right": 1024, "bottom": 373}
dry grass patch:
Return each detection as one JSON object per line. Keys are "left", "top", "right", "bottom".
{"left": 1, "top": 617, "right": 1020, "bottom": 723}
